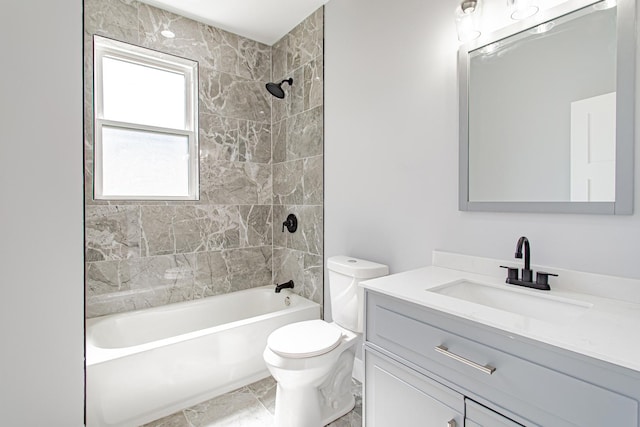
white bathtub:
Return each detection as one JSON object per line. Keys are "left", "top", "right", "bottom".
{"left": 86, "top": 286, "right": 320, "bottom": 427}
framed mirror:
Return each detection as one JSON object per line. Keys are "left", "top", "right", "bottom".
{"left": 459, "top": 0, "right": 635, "bottom": 214}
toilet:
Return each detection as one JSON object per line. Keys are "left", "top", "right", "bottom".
{"left": 263, "top": 256, "right": 389, "bottom": 427}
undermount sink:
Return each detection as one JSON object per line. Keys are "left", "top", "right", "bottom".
{"left": 428, "top": 280, "right": 593, "bottom": 323}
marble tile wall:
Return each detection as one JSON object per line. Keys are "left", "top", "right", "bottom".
{"left": 271, "top": 8, "right": 324, "bottom": 307}
{"left": 83, "top": 0, "right": 323, "bottom": 318}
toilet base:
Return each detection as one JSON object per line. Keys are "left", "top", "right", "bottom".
{"left": 321, "top": 393, "right": 355, "bottom": 426}
{"left": 274, "top": 384, "right": 321, "bottom": 427}
{"left": 272, "top": 349, "right": 356, "bottom": 427}
{"left": 273, "top": 384, "right": 355, "bottom": 427}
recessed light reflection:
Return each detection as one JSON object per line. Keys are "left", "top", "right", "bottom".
{"left": 530, "top": 21, "right": 555, "bottom": 34}
{"left": 478, "top": 42, "right": 502, "bottom": 54}
{"left": 593, "top": 0, "right": 616, "bottom": 10}
{"left": 160, "top": 29, "right": 175, "bottom": 39}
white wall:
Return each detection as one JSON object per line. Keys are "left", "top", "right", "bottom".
{"left": 324, "top": 0, "right": 640, "bottom": 311}
{"left": 0, "top": 0, "right": 85, "bottom": 425}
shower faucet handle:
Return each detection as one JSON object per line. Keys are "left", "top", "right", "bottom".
{"left": 282, "top": 214, "right": 297, "bottom": 233}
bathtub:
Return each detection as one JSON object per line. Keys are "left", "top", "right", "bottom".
{"left": 86, "top": 286, "right": 320, "bottom": 427}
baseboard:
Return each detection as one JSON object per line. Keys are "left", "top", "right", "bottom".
{"left": 352, "top": 356, "right": 364, "bottom": 383}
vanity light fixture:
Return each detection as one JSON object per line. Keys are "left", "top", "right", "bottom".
{"left": 455, "top": 0, "right": 482, "bottom": 42}
{"left": 508, "top": 0, "right": 539, "bottom": 20}
{"left": 461, "top": 0, "right": 478, "bottom": 13}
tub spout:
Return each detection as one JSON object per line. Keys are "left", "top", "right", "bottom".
{"left": 275, "top": 280, "right": 294, "bottom": 293}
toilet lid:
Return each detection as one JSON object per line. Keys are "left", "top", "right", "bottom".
{"left": 267, "top": 320, "right": 343, "bottom": 358}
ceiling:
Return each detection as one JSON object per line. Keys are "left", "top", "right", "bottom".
{"left": 137, "top": 0, "right": 330, "bottom": 46}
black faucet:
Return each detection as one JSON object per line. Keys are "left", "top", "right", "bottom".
{"left": 516, "top": 236, "right": 532, "bottom": 283}
{"left": 275, "top": 280, "right": 294, "bottom": 293}
{"left": 500, "top": 236, "right": 557, "bottom": 291}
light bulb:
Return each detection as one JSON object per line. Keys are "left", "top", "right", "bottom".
{"left": 508, "top": 0, "right": 539, "bottom": 20}
{"left": 456, "top": 0, "right": 482, "bottom": 43}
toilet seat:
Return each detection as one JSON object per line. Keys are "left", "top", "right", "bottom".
{"left": 267, "top": 320, "right": 343, "bottom": 358}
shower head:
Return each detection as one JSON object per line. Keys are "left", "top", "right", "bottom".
{"left": 266, "top": 78, "right": 293, "bottom": 99}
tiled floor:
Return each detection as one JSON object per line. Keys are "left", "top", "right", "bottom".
{"left": 143, "top": 376, "right": 362, "bottom": 427}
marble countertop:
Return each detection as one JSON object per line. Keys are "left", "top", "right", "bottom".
{"left": 360, "top": 251, "right": 640, "bottom": 373}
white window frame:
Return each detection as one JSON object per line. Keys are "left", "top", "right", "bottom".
{"left": 93, "top": 35, "right": 199, "bottom": 200}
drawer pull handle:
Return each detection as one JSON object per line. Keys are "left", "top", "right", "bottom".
{"left": 447, "top": 419, "right": 457, "bottom": 427}
{"left": 435, "top": 345, "right": 496, "bottom": 375}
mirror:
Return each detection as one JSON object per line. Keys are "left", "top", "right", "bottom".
{"left": 459, "top": 0, "right": 635, "bottom": 214}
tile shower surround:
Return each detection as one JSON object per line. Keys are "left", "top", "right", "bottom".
{"left": 84, "top": 0, "right": 324, "bottom": 318}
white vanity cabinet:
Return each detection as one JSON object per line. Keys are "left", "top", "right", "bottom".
{"left": 363, "top": 289, "right": 640, "bottom": 427}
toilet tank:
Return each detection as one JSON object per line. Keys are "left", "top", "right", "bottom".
{"left": 327, "top": 256, "right": 388, "bottom": 333}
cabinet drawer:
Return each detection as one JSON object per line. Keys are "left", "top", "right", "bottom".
{"left": 366, "top": 293, "right": 638, "bottom": 427}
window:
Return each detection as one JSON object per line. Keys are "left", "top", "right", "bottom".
{"left": 93, "top": 35, "right": 199, "bottom": 200}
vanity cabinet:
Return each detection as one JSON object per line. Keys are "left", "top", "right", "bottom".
{"left": 365, "top": 347, "right": 519, "bottom": 427}
{"left": 465, "top": 399, "right": 522, "bottom": 427}
{"left": 364, "top": 348, "right": 463, "bottom": 427}
{"left": 363, "top": 290, "right": 640, "bottom": 426}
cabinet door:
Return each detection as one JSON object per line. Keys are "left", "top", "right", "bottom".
{"left": 466, "top": 399, "right": 524, "bottom": 427}
{"left": 364, "top": 347, "right": 464, "bottom": 427}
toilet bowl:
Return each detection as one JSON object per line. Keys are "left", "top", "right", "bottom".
{"left": 263, "top": 320, "right": 358, "bottom": 427}
{"left": 264, "top": 256, "right": 389, "bottom": 427}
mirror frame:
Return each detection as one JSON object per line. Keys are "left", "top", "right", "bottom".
{"left": 459, "top": 0, "right": 636, "bottom": 214}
